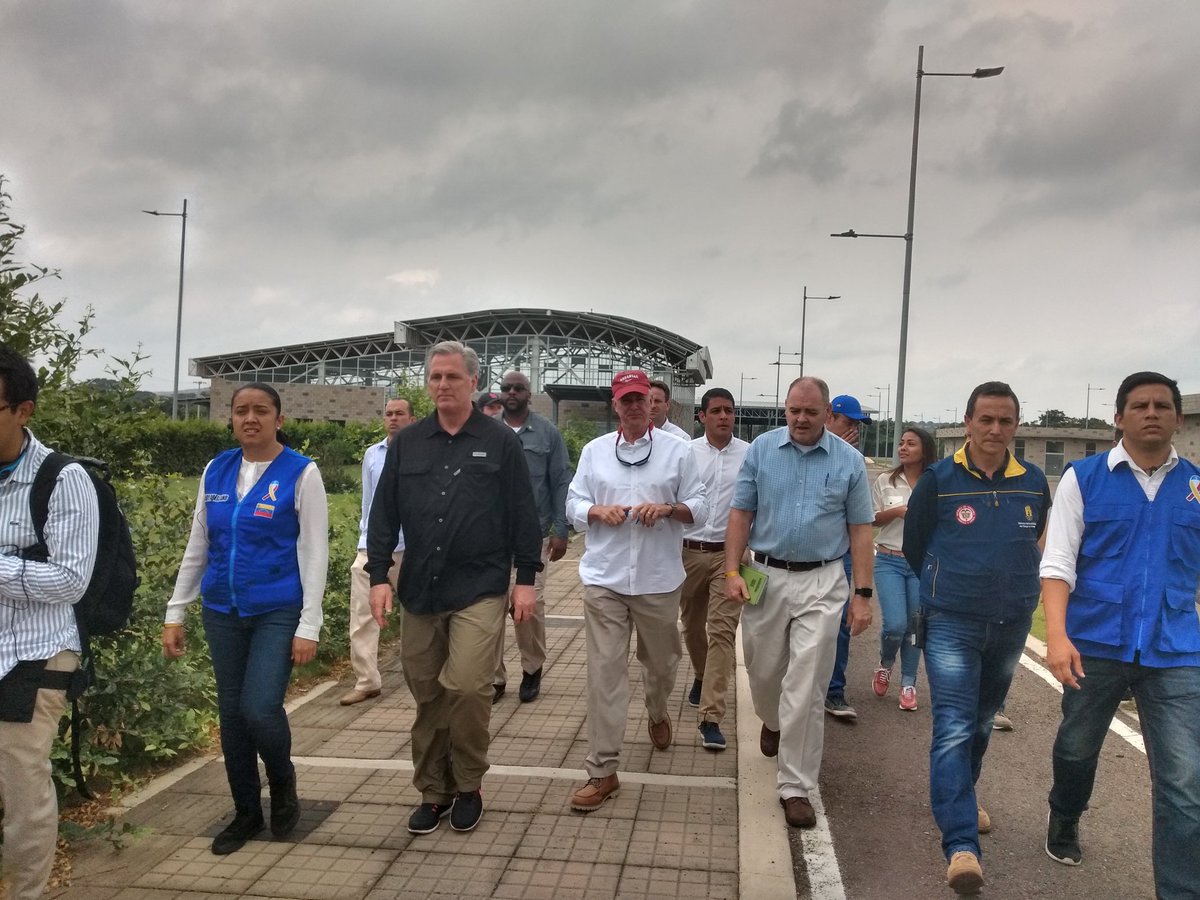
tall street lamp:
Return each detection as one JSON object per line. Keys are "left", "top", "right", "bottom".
{"left": 1085, "top": 383, "right": 1105, "bottom": 426}
{"left": 799, "top": 286, "right": 840, "bottom": 377}
{"left": 770, "top": 349, "right": 803, "bottom": 423}
{"left": 739, "top": 373, "right": 758, "bottom": 408}
{"left": 832, "top": 45, "right": 1003, "bottom": 460}
{"left": 875, "top": 383, "right": 891, "bottom": 457}
{"left": 142, "top": 199, "right": 189, "bottom": 420}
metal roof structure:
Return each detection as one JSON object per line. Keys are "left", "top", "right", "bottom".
{"left": 190, "top": 308, "right": 713, "bottom": 392}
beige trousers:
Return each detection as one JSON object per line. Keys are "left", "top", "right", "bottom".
{"left": 679, "top": 548, "right": 744, "bottom": 724}
{"left": 348, "top": 550, "right": 403, "bottom": 693}
{"left": 582, "top": 585, "right": 682, "bottom": 778}
{"left": 493, "top": 538, "right": 551, "bottom": 686}
{"left": 0, "top": 649, "right": 78, "bottom": 900}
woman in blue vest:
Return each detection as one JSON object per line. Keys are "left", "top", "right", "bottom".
{"left": 162, "top": 383, "right": 328, "bottom": 856}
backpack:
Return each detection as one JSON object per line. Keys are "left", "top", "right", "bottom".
{"left": 19, "top": 452, "right": 140, "bottom": 797}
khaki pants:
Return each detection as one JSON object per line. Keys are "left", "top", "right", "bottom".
{"left": 493, "top": 538, "right": 550, "bottom": 686}
{"left": 582, "top": 585, "right": 681, "bottom": 778}
{"left": 740, "top": 561, "right": 847, "bottom": 799}
{"left": 401, "top": 596, "right": 506, "bottom": 803}
{"left": 348, "top": 550, "right": 403, "bottom": 693}
{"left": 680, "top": 548, "right": 744, "bottom": 724}
{"left": 0, "top": 649, "right": 78, "bottom": 900}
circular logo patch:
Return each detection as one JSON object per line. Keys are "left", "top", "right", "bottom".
{"left": 955, "top": 504, "right": 977, "bottom": 525}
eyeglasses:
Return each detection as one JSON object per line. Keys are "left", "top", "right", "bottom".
{"left": 499, "top": 384, "right": 528, "bottom": 393}
{"left": 614, "top": 428, "right": 653, "bottom": 467}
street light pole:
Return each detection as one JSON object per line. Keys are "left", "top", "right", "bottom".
{"left": 1085, "top": 383, "right": 1105, "bottom": 426}
{"left": 739, "top": 373, "right": 758, "bottom": 409}
{"left": 770, "top": 349, "right": 802, "bottom": 424}
{"left": 875, "top": 383, "right": 891, "bottom": 457}
{"left": 831, "top": 46, "right": 1003, "bottom": 461}
{"left": 799, "top": 286, "right": 840, "bottom": 377}
{"left": 142, "top": 199, "right": 188, "bottom": 420}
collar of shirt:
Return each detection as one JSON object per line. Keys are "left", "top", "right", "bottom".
{"left": 1109, "top": 439, "right": 1178, "bottom": 478}
{"left": 775, "top": 425, "right": 833, "bottom": 454}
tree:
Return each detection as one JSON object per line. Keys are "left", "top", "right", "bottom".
{"left": 1037, "top": 409, "right": 1071, "bottom": 428}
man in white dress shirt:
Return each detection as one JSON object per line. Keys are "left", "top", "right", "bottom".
{"left": 648, "top": 379, "right": 691, "bottom": 440}
{"left": 566, "top": 369, "right": 707, "bottom": 812}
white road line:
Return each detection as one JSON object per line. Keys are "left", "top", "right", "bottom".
{"left": 803, "top": 789, "right": 847, "bottom": 900}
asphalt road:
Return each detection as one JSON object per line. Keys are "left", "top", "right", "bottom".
{"left": 791, "top": 622, "right": 1157, "bottom": 899}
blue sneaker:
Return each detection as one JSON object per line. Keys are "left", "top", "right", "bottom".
{"left": 698, "top": 721, "right": 726, "bottom": 751}
{"left": 687, "top": 678, "right": 702, "bottom": 708}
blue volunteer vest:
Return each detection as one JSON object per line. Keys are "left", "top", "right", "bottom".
{"left": 1066, "top": 451, "right": 1200, "bottom": 667}
{"left": 199, "top": 447, "right": 311, "bottom": 615}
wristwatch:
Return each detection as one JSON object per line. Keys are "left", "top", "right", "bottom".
{"left": 854, "top": 587, "right": 873, "bottom": 598}
{"left": 666, "top": 502, "right": 678, "bottom": 518}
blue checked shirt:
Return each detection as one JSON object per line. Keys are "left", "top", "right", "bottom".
{"left": 731, "top": 426, "right": 873, "bottom": 562}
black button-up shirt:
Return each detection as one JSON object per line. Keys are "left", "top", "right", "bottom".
{"left": 365, "top": 409, "right": 543, "bottom": 616}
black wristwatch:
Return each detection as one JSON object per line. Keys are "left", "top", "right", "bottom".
{"left": 854, "top": 587, "right": 873, "bottom": 598}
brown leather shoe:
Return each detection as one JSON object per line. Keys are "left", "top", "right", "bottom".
{"left": 760, "top": 724, "right": 780, "bottom": 758}
{"left": 339, "top": 688, "right": 381, "bottom": 706}
{"left": 779, "top": 796, "right": 816, "bottom": 828}
{"left": 570, "top": 774, "right": 620, "bottom": 812}
{"left": 947, "top": 850, "right": 984, "bottom": 895}
{"left": 648, "top": 714, "right": 672, "bottom": 750}
{"left": 977, "top": 805, "right": 992, "bottom": 834}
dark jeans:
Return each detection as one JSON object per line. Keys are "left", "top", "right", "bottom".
{"left": 826, "top": 555, "right": 854, "bottom": 698}
{"left": 1050, "top": 656, "right": 1200, "bottom": 899}
{"left": 203, "top": 605, "right": 299, "bottom": 812}
{"left": 924, "top": 608, "right": 1030, "bottom": 860}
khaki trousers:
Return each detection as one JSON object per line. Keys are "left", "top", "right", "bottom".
{"left": 493, "top": 537, "right": 550, "bottom": 686}
{"left": 583, "top": 585, "right": 681, "bottom": 778}
{"left": 680, "top": 548, "right": 744, "bottom": 724}
{"left": 348, "top": 550, "right": 403, "bottom": 693}
{"left": 0, "top": 649, "right": 78, "bottom": 900}
{"left": 401, "top": 596, "right": 506, "bottom": 803}
{"left": 740, "top": 561, "right": 848, "bottom": 799}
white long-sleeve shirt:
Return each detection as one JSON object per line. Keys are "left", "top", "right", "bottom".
{"left": 358, "top": 437, "right": 403, "bottom": 552}
{"left": 681, "top": 435, "right": 749, "bottom": 543}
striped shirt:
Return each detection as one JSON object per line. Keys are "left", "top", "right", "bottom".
{"left": 358, "top": 438, "right": 403, "bottom": 552}
{"left": 731, "top": 425, "right": 873, "bottom": 562}
{"left": 0, "top": 430, "right": 99, "bottom": 678}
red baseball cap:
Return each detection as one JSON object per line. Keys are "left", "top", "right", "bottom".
{"left": 611, "top": 369, "right": 651, "bottom": 400}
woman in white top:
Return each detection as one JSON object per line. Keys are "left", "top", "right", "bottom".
{"left": 870, "top": 427, "right": 936, "bottom": 711}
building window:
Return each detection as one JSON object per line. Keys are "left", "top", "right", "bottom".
{"left": 1045, "top": 440, "right": 1065, "bottom": 477}
{"left": 1085, "top": 441, "right": 1097, "bottom": 457}
{"left": 1014, "top": 438, "right": 1025, "bottom": 459}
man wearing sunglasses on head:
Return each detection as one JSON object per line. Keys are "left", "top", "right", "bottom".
{"left": 565, "top": 369, "right": 707, "bottom": 813}
{"left": 490, "top": 371, "right": 572, "bottom": 705}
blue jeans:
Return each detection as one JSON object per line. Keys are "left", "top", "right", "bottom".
{"left": 874, "top": 552, "right": 921, "bottom": 687}
{"left": 203, "top": 605, "right": 300, "bottom": 812}
{"left": 1050, "top": 656, "right": 1200, "bottom": 899}
{"left": 924, "top": 608, "right": 1030, "bottom": 860}
{"left": 826, "top": 555, "right": 854, "bottom": 699}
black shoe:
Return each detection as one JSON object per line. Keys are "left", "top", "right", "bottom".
{"left": 492, "top": 684, "right": 505, "bottom": 704}
{"left": 519, "top": 668, "right": 542, "bottom": 703}
{"left": 407, "top": 801, "right": 452, "bottom": 835}
{"left": 451, "top": 790, "right": 484, "bottom": 832}
{"left": 687, "top": 678, "right": 702, "bottom": 708}
{"left": 269, "top": 772, "right": 301, "bottom": 838}
{"left": 211, "top": 808, "right": 264, "bottom": 855}
{"left": 1045, "top": 811, "right": 1082, "bottom": 865}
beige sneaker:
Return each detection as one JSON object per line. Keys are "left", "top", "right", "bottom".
{"left": 947, "top": 850, "right": 984, "bottom": 895}
{"left": 977, "top": 806, "right": 992, "bottom": 834}
{"left": 570, "top": 774, "right": 620, "bottom": 812}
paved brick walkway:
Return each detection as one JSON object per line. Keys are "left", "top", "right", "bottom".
{"left": 54, "top": 542, "right": 793, "bottom": 899}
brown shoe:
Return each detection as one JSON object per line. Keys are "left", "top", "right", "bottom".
{"left": 570, "top": 774, "right": 620, "bottom": 812}
{"left": 648, "top": 714, "right": 672, "bottom": 750}
{"left": 760, "top": 724, "right": 780, "bottom": 758}
{"left": 947, "top": 850, "right": 984, "bottom": 895}
{"left": 977, "top": 806, "right": 992, "bottom": 834}
{"left": 779, "top": 796, "right": 816, "bottom": 828}
{"left": 339, "top": 688, "right": 381, "bottom": 706}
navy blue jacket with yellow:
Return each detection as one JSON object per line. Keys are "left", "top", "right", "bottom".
{"left": 200, "top": 446, "right": 311, "bottom": 616}
{"left": 904, "top": 443, "right": 1051, "bottom": 622}
{"left": 1064, "top": 451, "right": 1200, "bottom": 667}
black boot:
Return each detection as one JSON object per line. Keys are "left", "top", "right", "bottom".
{"left": 269, "top": 772, "right": 301, "bottom": 838}
{"left": 211, "top": 807, "right": 264, "bottom": 855}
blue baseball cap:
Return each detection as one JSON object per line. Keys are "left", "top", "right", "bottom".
{"left": 831, "top": 395, "right": 872, "bottom": 424}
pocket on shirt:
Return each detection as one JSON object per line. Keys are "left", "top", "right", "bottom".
{"left": 1155, "top": 586, "right": 1200, "bottom": 655}
{"left": 1079, "top": 504, "right": 1135, "bottom": 559}
{"left": 1066, "top": 577, "right": 1124, "bottom": 647}
{"left": 1168, "top": 508, "right": 1200, "bottom": 565}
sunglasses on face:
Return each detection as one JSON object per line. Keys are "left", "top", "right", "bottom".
{"left": 499, "top": 384, "right": 528, "bottom": 393}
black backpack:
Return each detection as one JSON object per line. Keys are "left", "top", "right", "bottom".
{"left": 20, "top": 452, "right": 140, "bottom": 797}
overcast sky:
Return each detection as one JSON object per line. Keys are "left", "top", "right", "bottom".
{"left": 3, "top": 0, "right": 1197, "bottom": 426}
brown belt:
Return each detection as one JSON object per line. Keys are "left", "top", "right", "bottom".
{"left": 876, "top": 546, "right": 906, "bottom": 557}
{"left": 683, "top": 539, "right": 725, "bottom": 552}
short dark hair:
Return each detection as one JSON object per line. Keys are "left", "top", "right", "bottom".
{"left": 1115, "top": 372, "right": 1181, "bottom": 416}
{"left": 387, "top": 396, "right": 414, "bottom": 417}
{"left": 965, "top": 381, "right": 1020, "bottom": 420}
{"left": 0, "top": 342, "right": 38, "bottom": 407}
{"left": 700, "top": 387, "right": 735, "bottom": 412}
{"left": 648, "top": 380, "right": 671, "bottom": 401}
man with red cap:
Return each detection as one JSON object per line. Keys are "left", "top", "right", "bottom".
{"left": 565, "top": 369, "right": 707, "bottom": 812}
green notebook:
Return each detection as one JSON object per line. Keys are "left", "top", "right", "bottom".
{"left": 738, "top": 564, "right": 768, "bottom": 606}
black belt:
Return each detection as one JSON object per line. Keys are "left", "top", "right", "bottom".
{"left": 752, "top": 551, "right": 836, "bottom": 572}
{"left": 683, "top": 539, "right": 725, "bottom": 552}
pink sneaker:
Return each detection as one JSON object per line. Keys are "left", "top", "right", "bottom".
{"left": 871, "top": 664, "right": 891, "bottom": 697}
{"left": 899, "top": 685, "right": 918, "bottom": 711}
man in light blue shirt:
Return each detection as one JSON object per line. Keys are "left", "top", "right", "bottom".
{"left": 724, "top": 376, "right": 874, "bottom": 829}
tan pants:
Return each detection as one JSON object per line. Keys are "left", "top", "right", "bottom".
{"left": 348, "top": 550, "right": 403, "bottom": 693}
{"left": 493, "top": 538, "right": 550, "bottom": 686}
{"left": 582, "top": 585, "right": 681, "bottom": 778}
{"left": 680, "top": 548, "right": 744, "bottom": 724}
{"left": 401, "top": 596, "right": 506, "bottom": 804}
{"left": 740, "top": 561, "right": 847, "bottom": 799}
{"left": 0, "top": 650, "right": 78, "bottom": 900}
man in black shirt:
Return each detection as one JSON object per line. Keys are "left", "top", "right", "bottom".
{"left": 367, "top": 340, "right": 542, "bottom": 836}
